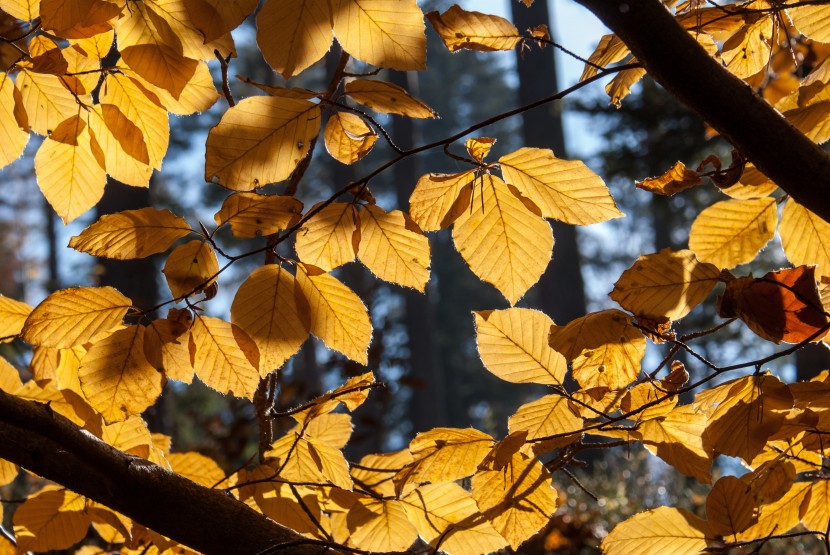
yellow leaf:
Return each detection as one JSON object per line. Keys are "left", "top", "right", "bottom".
{"left": 146, "top": 0, "right": 235, "bottom": 61}
{"left": 426, "top": 5, "right": 521, "bottom": 52}
{"left": 705, "top": 475, "right": 756, "bottom": 539}
{"left": 698, "top": 374, "right": 794, "bottom": 463}
{"left": 214, "top": 192, "right": 303, "bottom": 238}
{"left": 344, "top": 79, "right": 437, "bottom": 119}
{"left": 0, "top": 356, "right": 22, "bottom": 393}
{"left": 292, "top": 372, "right": 375, "bottom": 423}
{"left": 452, "top": 174, "right": 552, "bottom": 305}
{"left": 689, "top": 197, "right": 777, "bottom": 269}
{"left": 231, "top": 265, "right": 310, "bottom": 372}
{"left": 323, "top": 112, "right": 377, "bottom": 164}
{"left": 466, "top": 137, "right": 496, "bottom": 162}
{"left": 639, "top": 404, "right": 712, "bottom": 483}
{"left": 474, "top": 308, "right": 566, "bottom": 385}
{"left": 789, "top": 3, "right": 830, "bottom": 43}
{"left": 780, "top": 199, "right": 830, "bottom": 277}
{"left": 256, "top": 482, "right": 328, "bottom": 539}
{"left": 295, "top": 201, "right": 359, "bottom": 271}
{"left": 801, "top": 480, "right": 830, "bottom": 534}
{"left": 351, "top": 449, "right": 413, "bottom": 497}
{"left": 0, "top": 0, "right": 39, "bottom": 21}
{"left": 22, "top": 286, "right": 131, "bottom": 348}
{"left": 40, "top": 0, "right": 121, "bottom": 38}
{"left": 722, "top": 17, "right": 773, "bottom": 79}
{"left": 35, "top": 114, "right": 107, "bottom": 224}
{"left": 256, "top": 0, "right": 332, "bottom": 79}
{"left": 499, "top": 147, "right": 622, "bottom": 225}
{"left": 0, "top": 294, "right": 32, "bottom": 342}
{"left": 267, "top": 432, "right": 353, "bottom": 490}
{"left": 296, "top": 264, "right": 371, "bottom": 365}
{"left": 168, "top": 452, "right": 224, "bottom": 487}
{"left": 610, "top": 249, "right": 721, "bottom": 321}
{"left": 358, "top": 205, "right": 431, "bottom": 291}
{"left": 86, "top": 104, "right": 154, "bottom": 188}
{"left": 347, "top": 498, "right": 418, "bottom": 552}
{"left": 408, "top": 171, "right": 475, "bottom": 232}
{"left": 621, "top": 381, "right": 677, "bottom": 421}
{"left": 205, "top": 96, "right": 321, "bottom": 190}
{"left": 191, "top": 315, "right": 260, "bottom": 399}
{"left": 144, "top": 318, "right": 193, "bottom": 383}
{"left": 635, "top": 161, "right": 703, "bottom": 196}
{"left": 737, "top": 481, "right": 811, "bottom": 541}
{"left": 129, "top": 60, "right": 220, "bottom": 115}
{"left": 69, "top": 207, "right": 192, "bottom": 260}
{"left": 606, "top": 64, "right": 646, "bottom": 107}
{"left": 401, "top": 482, "right": 508, "bottom": 555}
{"left": 55, "top": 346, "right": 86, "bottom": 397}
{"left": 100, "top": 73, "right": 169, "bottom": 170}
{"left": 70, "top": 29, "right": 115, "bottom": 60}
{"left": 720, "top": 163, "right": 777, "bottom": 199}
{"left": 580, "top": 33, "right": 630, "bottom": 81}
{"left": 162, "top": 240, "right": 219, "bottom": 298}
{"left": 601, "top": 506, "right": 710, "bottom": 555}
{"left": 0, "top": 458, "right": 17, "bottom": 487}
{"left": 101, "top": 415, "right": 153, "bottom": 457}
{"left": 185, "top": 0, "right": 257, "bottom": 42}
{"left": 13, "top": 487, "right": 91, "bottom": 553}
{"left": 0, "top": 73, "right": 28, "bottom": 169}
{"left": 17, "top": 69, "right": 82, "bottom": 136}
{"left": 301, "top": 412, "right": 354, "bottom": 449}
{"left": 332, "top": 0, "right": 426, "bottom": 71}
{"left": 79, "top": 325, "right": 164, "bottom": 423}
{"left": 507, "top": 394, "right": 583, "bottom": 451}
{"left": 115, "top": 1, "right": 198, "bottom": 97}
{"left": 395, "top": 428, "right": 493, "bottom": 491}
{"left": 472, "top": 453, "right": 558, "bottom": 550}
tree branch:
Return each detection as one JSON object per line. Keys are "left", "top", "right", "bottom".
{"left": 0, "top": 390, "right": 345, "bottom": 555}
{"left": 575, "top": 0, "right": 830, "bottom": 222}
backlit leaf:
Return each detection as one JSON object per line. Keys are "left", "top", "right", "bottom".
{"left": 79, "top": 325, "right": 163, "bottom": 423}
{"left": 639, "top": 404, "right": 712, "bottom": 483}
{"left": 689, "top": 197, "right": 777, "bottom": 269}
{"left": 168, "top": 452, "right": 224, "bottom": 487}
{"left": 395, "top": 428, "right": 493, "bottom": 491}
{"left": 146, "top": 0, "right": 235, "bottom": 61}
{"left": 635, "top": 161, "right": 703, "bottom": 196}
{"left": 40, "top": 0, "right": 121, "bottom": 38}
{"left": 231, "top": 265, "right": 309, "bottom": 372}
{"left": 292, "top": 372, "right": 375, "bottom": 423}
{"left": 69, "top": 207, "right": 192, "bottom": 260}
{"left": 17, "top": 69, "right": 82, "bottom": 136}
{"left": 0, "top": 294, "right": 32, "bottom": 342}
{"left": 332, "top": 0, "right": 426, "bottom": 71}
{"left": 344, "top": 79, "right": 437, "bottom": 119}
{"left": 0, "top": 72, "right": 28, "bottom": 169}
{"left": 722, "top": 17, "right": 773, "bottom": 79}
{"left": 472, "top": 453, "right": 558, "bottom": 550}
{"left": 347, "top": 498, "right": 418, "bottom": 552}
{"left": 499, "top": 147, "right": 622, "bottom": 225}
{"left": 452, "top": 174, "right": 552, "bottom": 305}
{"left": 358, "top": 205, "right": 430, "bottom": 291}
{"left": 780, "top": 199, "right": 830, "bottom": 277}
{"left": 409, "top": 171, "right": 475, "bottom": 232}
{"left": 426, "top": 5, "right": 521, "bottom": 52}
{"left": 86, "top": 104, "right": 154, "bottom": 188}
{"left": 737, "top": 481, "right": 811, "bottom": 541}
{"left": 601, "top": 506, "right": 710, "bottom": 555}
{"left": 267, "top": 431, "right": 353, "bottom": 490}
{"left": 186, "top": 0, "right": 257, "bottom": 42}
{"left": 205, "top": 96, "right": 321, "bottom": 190}
{"left": 257, "top": 0, "right": 332, "bottom": 79}
{"left": 606, "top": 64, "right": 646, "bottom": 107}
{"left": 401, "top": 482, "right": 508, "bottom": 555}
{"left": 507, "top": 394, "right": 583, "bottom": 451}
{"left": 705, "top": 475, "right": 756, "bottom": 538}
{"left": 255, "top": 482, "right": 328, "bottom": 539}
{"left": 0, "top": 356, "right": 22, "bottom": 393}
{"left": 162, "top": 240, "right": 219, "bottom": 299}
{"left": 22, "top": 286, "right": 131, "bottom": 348}
{"left": 610, "top": 249, "right": 721, "bottom": 322}
{"left": 0, "top": 0, "right": 39, "bottom": 21}
{"left": 296, "top": 264, "right": 371, "bottom": 365}
{"left": 324, "top": 112, "right": 377, "bottom": 164}
{"left": 13, "top": 487, "right": 91, "bottom": 553}
{"left": 130, "top": 60, "right": 219, "bottom": 116}
{"left": 801, "top": 480, "right": 830, "bottom": 533}
{"left": 295, "top": 202, "right": 359, "bottom": 271}
{"left": 0, "top": 458, "right": 17, "bottom": 487}
{"left": 789, "top": 3, "right": 830, "bottom": 43}
{"left": 144, "top": 318, "right": 193, "bottom": 383}
{"left": 214, "top": 192, "right": 303, "bottom": 238}
{"left": 475, "top": 308, "right": 566, "bottom": 385}
{"left": 351, "top": 450, "right": 413, "bottom": 497}
{"left": 580, "top": 33, "right": 629, "bottom": 81}
{"left": 466, "top": 137, "right": 496, "bottom": 162}
{"left": 191, "top": 315, "right": 260, "bottom": 399}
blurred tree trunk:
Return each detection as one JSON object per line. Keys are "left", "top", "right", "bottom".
{"left": 511, "top": 0, "right": 587, "bottom": 325}
{"left": 389, "top": 70, "right": 447, "bottom": 435}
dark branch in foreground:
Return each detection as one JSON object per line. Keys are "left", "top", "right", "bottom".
{"left": 575, "top": 0, "right": 830, "bottom": 222}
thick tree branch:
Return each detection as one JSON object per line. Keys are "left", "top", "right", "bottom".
{"left": 0, "top": 390, "right": 344, "bottom": 555}
{"left": 575, "top": 0, "right": 830, "bottom": 222}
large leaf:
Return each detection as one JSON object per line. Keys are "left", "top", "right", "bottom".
{"left": 601, "top": 506, "right": 711, "bottom": 555}
{"left": 426, "top": 5, "right": 521, "bottom": 52}
{"left": 257, "top": 0, "right": 332, "bottom": 79}
{"left": 231, "top": 265, "right": 309, "bottom": 372}
{"left": 17, "top": 69, "right": 85, "bottom": 136}
{"left": 191, "top": 315, "right": 260, "bottom": 399}
{"left": 0, "top": 72, "right": 28, "bottom": 169}
{"left": 13, "top": 487, "right": 91, "bottom": 553}
{"left": 346, "top": 498, "right": 418, "bottom": 552}
{"left": 358, "top": 205, "right": 430, "bottom": 291}
{"left": 452, "top": 174, "right": 552, "bottom": 305}
{"left": 69, "top": 207, "right": 192, "bottom": 259}
{"left": 0, "top": 295, "right": 32, "bottom": 342}
{"left": 779, "top": 199, "right": 830, "bottom": 278}
{"left": 409, "top": 171, "right": 475, "bottom": 232}
{"left": 639, "top": 404, "right": 712, "bottom": 483}
{"left": 214, "top": 192, "right": 303, "bottom": 238}
{"left": 86, "top": 104, "right": 154, "bottom": 188}
{"left": 395, "top": 428, "right": 493, "bottom": 491}
{"left": 205, "top": 96, "right": 321, "bottom": 189}
{"left": 499, "top": 147, "right": 622, "bottom": 225}
{"left": 295, "top": 201, "right": 359, "bottom": 271}
{"left": 22, "top": 286, "right": 131, "bottom": 348}
{"left": 705, "top": 475, "right": 756, "bottom": 538}
{"left": 331, "top": 0, "right": 426, "bottom": 71}
{"left": 474, "top": 308, "right": 566, "bottom": 385}
{"left": 507, "top": 394, "right": 583, "bottom": 451}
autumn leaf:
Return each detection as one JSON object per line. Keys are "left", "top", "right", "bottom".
{"left": 722, "top": 17, "right": 773, "bottom": 79}
{"left": 214, "top": 192, "right": 303, "bottom": 239}
{"left": 324, "top": 112, "right": 378, "bottom": 164}
{"left": 0, "top": 356, "right": 22, "bottom": 393}
{"left": 466, "top": 137, "right": 496, "bottom": 162}
{"left": 231, "top": 265, "right": 309, "bottom": 372}
{"left": 292, "top": 372, "right": 375, "bottom": 423}
{"left": 737, "top": 481, "right": 811, "bottom": 542}
{"left": 788, "top": 3, "right": 830, "bottom": 43}
{"left": 257, "top": 0, "right": 332, "bottom": 79}
{"left": 358, "top": 205, "right": 431, "bottom": 291}
{"left": 498, "top": 147, "right": 623, "bottom": 225}
{"left": 185, "top": 0, "right": 257, "bottom": 42}
{"left": 17, "top": 69, "right": 87, "bottom": 136}
{"left": 344, "top": 78, "right": 437, "bottom": 119}
{"left": 580, "top": 33, "right": 629, "bottom": 81}
{"left": 86, "top": 104, "right": 154, "bottom": 188}
{"left": 191, "top": 315, "right": 260, "bottom": 399}
{"left": 168, "top": 452, "right": 224, "bottom": 487}
{"left": 69, "top": 207, "right": 192, "bottom": 259}
{"left": 144, "top": 316, "right": 193, "bottom": 383}
{"left": 267, "top": 430, "right": 353, "bottom": 490}
{"left": 0, "top": 294, "right": 32, "bottom": 342}
{"left": 508, "top": 394, "right": 583, "bottom": 452}
{"left": 639, "top": 404, "right": 712, "bottom": 483}
{"left": 408, "top": 170, "right": 475, "bottom": 232}
{"left": 395, "top": 428, "right": 493, "bottom": 491}
{"left": 22, "top": 286, "right": 131, "bottom": 348}
{"left": 295, "top": 201, "right": 359, "bottom": 271}
{"left": 40, "top": 0, "right": 121, "bottom": 38}
{"left": 706, "top": 475, "right": 756, "bottom": 538}
{"left": 0, "top": 72, "right": 28, "bottom": 169}
{"left": 13, "top": 486, "right": 91, "bottom": 553}
{"left": 347, "top": 498, "right": 418, "bottom": 552}
{"left": 204, "top": 96, "right": 321, "bottom": 189}
{"left": 474, "top": 308, "right": 566, "bottom": 385}
{"left": 601, "top": 506, "right": 711, "bottom": 555}
{"left": 610, "top": 249, "right": 721, "bottom": 322}
{"left": 162, "top": 240, "right": 219, "bottom": 299}
{"left": 635, "top": 161, "right": 703, "bottom": 196}
{"left": 331, "top": 0, "right": 426, "bottom": 71}
{"left": 351, "top": 450, "right": 413, "bottom": 497}
{"left": 427, "top": 5, "right": 521, "bottom": 52}
{"left": 689, "top": 197, "right": 777, "bottom": 269}
{"left": 0, "top": 0, "right": 39, "bottom": 21}
{"left": 452, "top": 174, "right": 552, "bottom": 305}
{"left": 779, "top": 199, "right": 830, "bottom": 278}
{"left": 606, "top": 64, "right": 646, "bottom": 107}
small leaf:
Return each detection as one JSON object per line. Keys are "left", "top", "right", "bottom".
{"left": 324, "top": 111, "right": 377, "bottom": 164}
{"left": 22, "top": 286, "right": 131, "bottom": 349}
{"left": 466, "top": 137, "right": 496, "bottom": 162}
{"left": 722, "top": 18, "right": 772, "bottom": 79}
{"left": 162, "top": 240, "right": 219, "bottom": 298}
{"left": 0, "top": 295, "right": 32, "bottom": 342}
{"left": 358, "top": 205, "right": 431, "bottom": 291}
{"left": 706, "top": 475, "right": 756, "bottom": 538}
{"left": 295, "top": 201, "right": 359, "bottom": 271}
{"left": 427, "top": 5, "right": 521, "bottom": 52}
{"left": 635, "top": 161, "right": 703, "bottom": 196}
{"left": 13, "top": 487, "right": 91, "bottom": 553}
{"left": 507, "top": 394, "right": 583, "bottom": 452}
{"left": 191, "top": 315, "right": 260, "bottom": 399}
{"left": 395, "top": 428, "right": 493, "bottom": 491}
{"left": 409, "top": 171, "right": 475, "bottom": 232}
{"left": 347, "top": 498, "right": 418, "bottom": 552}
{"left": 580, "top": 33, "right": 629, "bottom": 81}
{"left": 344, "top": 79, "right": 437, "bottom": 119}
{"left": 214, "top": 192, "right": 303, "bottom": 238}
{"left": 69, "top": 207, "right": 192, "bottom": 259}
{"left": 606, "top": 64, "right": 646, "bottom": 107}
